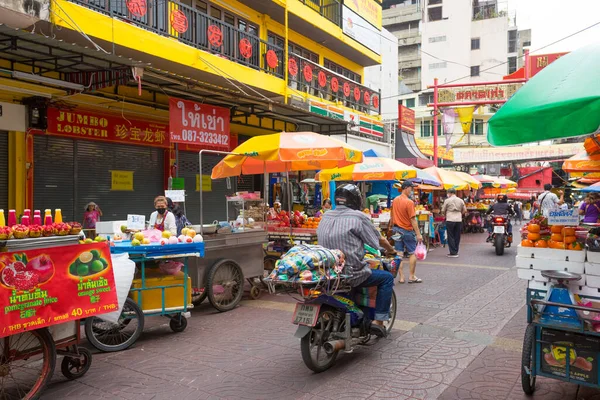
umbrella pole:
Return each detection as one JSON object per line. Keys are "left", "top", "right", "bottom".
{"left": 286, "top": 170, "right": 293, "bottom": 237}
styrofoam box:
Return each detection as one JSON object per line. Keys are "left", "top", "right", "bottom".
{"left": 517, "top": 244, "right": 586, "bottom": 263}
{"left": 528, "top": 280, "right": 551, "bottom": 291}
{"left": 569, "top": 284, "right": 600, "bottom": 298}
{"left": 95, "top": 220, "right": 128, "bottom": 237}
{"left": 588, "top": 251, "right": 600, "bottom": 264}
{"left": 585, "top": 262, "right": 600, "bottom": 276}
{"left": 587, "top": 275, "right": 600, "bottom": 288}
{"left": 515, "top": 256, "right": 585, "bottom": 274}
{"left": 517, "top": 268, "right": 549, "bottom": 282}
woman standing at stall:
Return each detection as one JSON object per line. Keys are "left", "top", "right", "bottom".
{"left": 167, "top": 197, "right": 191, "bottom": 236}
{"left": 149, "top": 196, "right": 177, "bottom": 235}
{"left": 579, "top": 193, "right": 600, "bottom": 223}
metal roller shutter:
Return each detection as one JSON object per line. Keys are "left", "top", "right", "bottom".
{"left": 0, "top": 132, "right": 8, "bottom": 211}
{"left": 178, "top": 152, "right": 234, "bottom": 224}
{"left": 75, "top": 141, "right": 164, "bottom": 221}
{"left": 33, "top": 136, "right": 76, "bottom": 221}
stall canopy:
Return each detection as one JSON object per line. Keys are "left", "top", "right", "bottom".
{"left": 453, "top": 171, "right": 483, "bottom": 190}
{"left": 472, "top": 174, "right": 499, "bottom": 187}
{"left": 422, "top": 167, "right": 470, "bottom": 190}
{"left": 407, "top": 169, "right": 442, "bottom": 187}
{"left": 581, "top": 182, "right": 600, "bottom": 193}
{"left": 315, "top": 157, "right": 417, "bottom": 182}
{"left": 211, "top": 131, "right": 363, "bottom": 178}
{"left": 563, "top": 152, "right": 600, "bottom": 173}
{"left": 488, "top": 43, "right": 600, "bottom": 146}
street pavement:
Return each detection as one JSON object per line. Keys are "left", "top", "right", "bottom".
{"left": 42, "top": 227, "right": 600, "bottom": 399}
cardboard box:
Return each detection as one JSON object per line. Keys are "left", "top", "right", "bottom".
{"left": 516, "top": 257, "right": 585, "bottom": 274}
{"left": 540, "top": 328, "right": 600, "bottom": 384}
{"left": 517, "top": 245, "right": 586, "bottom": 263}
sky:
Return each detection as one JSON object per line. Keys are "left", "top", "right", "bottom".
{"left": 513, "top": 0, "right": 600, "bottom": 53}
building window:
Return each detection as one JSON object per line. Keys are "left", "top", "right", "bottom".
{"left": 197, "top": 1, "right": 259, "bottom": 36}
{"left": 324, "top": 59, "right": 362, "bottom": 84}
{"left": 470, "top": 66, "right": 480, "bottom": 76}
{"left": 508, "top": 30, "right": 517, "bottom": 53}
{"left": 268, "top": 32, "right": 318, "bottom": 63}
{"left": 428, "top": 6, "right": 442, "bottom": 21}
{"left": 429, "top": 35, "right": 446, "bottom": 43}
{"left": 428, "top": 0, "right": 442, "bottom": 4}
{"left": 418, "top": 93, "right": 433, "bottom": 106}
{"left": 405, "top": 98, "right": 416, "bottom": 108}
{"left": 470, "top": 119, "right": 484, "bottom": 135}
{"left": 523, "top": 40, "right": 531, "bottom": 47}
{"left": 429, "top": 62, "right": 447, "bottom": 70}
{"left": 421, "top": 120, "right": 443, "bottom": 138}
{"left": 508, "top": 56, "right": 517, "bottom": 74}
{"left": 471, "top": 38, "right": 480, "bottom": 50}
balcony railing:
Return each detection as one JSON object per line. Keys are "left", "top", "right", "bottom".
{"left": 288, "top": 53, "right": 381, "bottom": 115}
{"left": 300, "top": 0, "right": 341, "bottom": 26}
{"left": 72, "top": 0, "right": 284, "bottom": 78}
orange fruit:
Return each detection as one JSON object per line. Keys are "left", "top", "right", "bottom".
{"left": 527, "top": 224, "right": 541, "bottom": 233}
{"left": 551, "top": 225, "right": 564, "bottom": 234}
{"left": 562, "top": 227, "right": 576, "bottom": 236}
{"left": 521, "top": 239, "right": 534, "bottom": 247}
{"left": 564, "top": 235, "right": 577, "bottom": 245}
{"left": 551, "top": 233, "right": 563, "bottom": 242}
{"left": 527, "top": 233, "right": 541, "bottom": 241}
{"left": 535, "top": 240, "right": 548, "bottom": 248}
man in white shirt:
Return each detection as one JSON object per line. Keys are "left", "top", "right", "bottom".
{"left": 441, "top": 188, "right": 466, "bottom": 258}
{"left": 537, "top": 184, "right": 564, "bottom": 217}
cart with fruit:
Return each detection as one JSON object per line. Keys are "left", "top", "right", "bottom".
{"left": 0, "top": 215, "right": 119, "bottom": 399}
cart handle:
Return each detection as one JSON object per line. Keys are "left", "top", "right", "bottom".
{"left": 530, "top": 299, "right": 599, "bottom": 313}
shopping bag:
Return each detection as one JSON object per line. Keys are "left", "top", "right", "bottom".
{"left": 97, "top": 252, "right": 136, "bottom": 324}
{"left": 414, "top": 242, "right": 427, "bottom": 261}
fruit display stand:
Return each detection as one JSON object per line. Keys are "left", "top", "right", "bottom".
{"left": 0, "top": 236, "right": 118, "bottom": 398}
{"left": 82, "top": 240, "right": 204, "bottom": 353}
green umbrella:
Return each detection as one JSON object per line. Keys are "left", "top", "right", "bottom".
{"left": 488, "top": 43, "right": 600, "bottom": 146}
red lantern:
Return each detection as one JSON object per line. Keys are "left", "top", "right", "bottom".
{"left": 303, "top": 64, "right": 313, "bottom": 82}
{"left": 343, "top": 82, "right": 350, "bottom": 97}
{"left": 126, "top": 0, "right": 147, "bottom": 17}
{"left": 288, "top": 58, "right": 298, "bottom": 77}
{"left": 373, "top": 95, "right": 379, "bottom": 109}
{"left": 363, "top": 91, "right": 371, "bottom": 105}
{"left": 331, "top": 77, "right": 339, "bottom": 92}
{"left": 171, "top": 10, "right": 189, "bottom": 34}
{"left": 266, "top": 50, "right": 279, "bottom": 68}
{"left": 239, "top": 38, "right": 252, "bottom": 58}
{"left": 207, "top": 25, "right": 223, "bottom": 47}
{"left": 353, "top": 87, "right": 361, "bottom": 101}
{"left": 318, "top": 71, "right": 326, "bottom": 87}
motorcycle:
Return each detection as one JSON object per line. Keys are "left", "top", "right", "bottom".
{"left": 273, "top": 248, "right": 399, "bottom": 373}
{"left": 465, "top": 211, "right": 484, "bottom": 233}
{"left": 490, "top": 215, "right": 512, "bottom": 256}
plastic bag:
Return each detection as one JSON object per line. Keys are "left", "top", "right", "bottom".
{"left": 142, "top": 229, "right": 163, "bottom": 243}
{"left": 97, "top": 252, "right": 136, "bottom": 324}
{"left": 415, "top": 242, "right": 427, "bottom": 261}
{"left": 159, "top": 260, "right": 183, "bottom": 275}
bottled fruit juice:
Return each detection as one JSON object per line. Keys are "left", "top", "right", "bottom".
{"left": 0, "top": 210, "right": 5, "bottom": 227}
{"left": 8, "top": 210, "right": 16, "bottom": 227}
{"left": 44, "top": 209, "right": 52, "bottom": 225}
{"left": 54, "top": 209, "right": 63, "bottom": 223}
{"left": 33, "top": 210, "right": 41, "bottom": 225}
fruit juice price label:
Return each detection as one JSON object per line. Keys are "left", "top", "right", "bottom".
{"left": 0, "top": 242, "right": 118, "bottom": 337}
{"left": 127, "top": 214, "right": 146, "bottom": 231}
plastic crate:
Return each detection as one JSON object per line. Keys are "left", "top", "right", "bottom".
{"left": 130, "top": 272, "right": 191, "bottom": 312}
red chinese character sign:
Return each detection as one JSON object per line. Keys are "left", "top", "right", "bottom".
{"left": 239, "top": 38, "right": 252, "bottom": 58}
{"left": 318, "top": 71, "right": 326, "bottom": 87}
{"left": 288, "top": 59, "right": 298, "bottom": 77}
{"left": 0, "top": 243, "right": 118, "bottom": 338}
{"left": 171, "top": 10, "right": 188, "bottom": 34}
{"left": 303, "top": 64, "right": 313, "bottom": 82}
{"left": 353, "top": 87, "right": 361, "bottom": 101}
{"left": 372, "top": 95, "right": 379, "bottom": 110}
{"left": 363, "top": 91, "right": 371, "bottom": 105}
{"left": 126, "top": 0, "right": 146, "bottom": 17}
{"left": 266, "top": 50, "right": 278, "bottom": 69}
{"left": 331, "top": 77, "right": 339, "bottom": 92}
{"left": 207, "top": 25, "right": 223, "bottom": 47}
{"left": 45, "top": 108, "right": 169, "bottom": 148}
{"left": 343, "top": 82, "right": 351, "bottom": 97}
{"left": 169, "top": 97, "right": 231, "bottom": 150}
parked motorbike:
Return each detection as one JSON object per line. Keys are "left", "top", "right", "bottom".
{"left": 465, "top": 211, "right": 484, "bottom": 233}
{"left": 281, "top": 249, "right": 399, "bottom": 373}
{"left": 490, "top": 215, "right": 512, "bottom": 256}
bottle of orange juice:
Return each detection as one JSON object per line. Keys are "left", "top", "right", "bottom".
{"left": 54, "top": 209, "right": 63, "bottom": 223}
{"left": 0, "top": 210, "right": 5, "bottom": 227}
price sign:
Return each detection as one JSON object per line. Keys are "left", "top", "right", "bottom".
{"left": 126, "top": 214, "right": 146, "bottom": 230}
{"left": 548, "top": 208, "right": 579, "bottom": 226}
{"left": 169, "top": 98, "right": 230, "bottom": 150}
{"left": 165, "top": 190, "right": 185, "bottom": 202}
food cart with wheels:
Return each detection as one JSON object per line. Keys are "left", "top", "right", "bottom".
{"left": 0, "top": 231, "right": 119, "bottom": 399}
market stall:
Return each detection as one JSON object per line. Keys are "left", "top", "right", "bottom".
{"left": 0, "top": 215, "right": 119, "bottom": 398}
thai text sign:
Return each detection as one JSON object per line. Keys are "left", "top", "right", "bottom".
{"left": 438, "top": 84, "right": 522, "bottom": 104}
{"left": 548, "top": 208, "right": 579, "bottom": 226}
{"left": 529, "top": 52, "right": 569, "bottom": 77}
{"left": 398, "top": 104, "right": 415, "bottom": 134}
{"left": 46, "top": 108, "right": 169, "bottom": 147}
{"left": 344, "top": 0, "right": 382, "bottom": 29}
{"left": 0, "top": 243, "right": 118, "bottom": 338}
{"left": 416, "top": 139, "right": 454, "bottom": 161}
{"left": 453, "top": 143, "right": 582, "bottom": 164}
{"left": 169, "top": 98, "right": 230, "bottom": 150}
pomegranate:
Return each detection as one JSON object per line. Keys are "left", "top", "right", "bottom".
{"left": 0, "top": 226, "right": 12, "bottom": 240}
{"left": 54, "top": 222, "right": 71, "bottom": 236}
{"left": 1, "top": 261, "right": 40, "bottom": 290}
{"left": 69, "top": 222, "right": 82, "bottom": 235}
{"left": 12, "top": 224, "right": 29, "bottom": 239}
{"left": 41, "top": 225, "right": 54, "bottom": 237}
{"left": 28, "top": 225, "right": 43, "bottom": 238}
{"left": 26, "top": 255, "right": 54, "bottom": 283}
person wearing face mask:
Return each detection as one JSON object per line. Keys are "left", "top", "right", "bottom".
{"left": 389, "top": 181, "right": 423, "bottom": 284}
{"left": 148, "top": 196, "right": 177, "bottom": 236}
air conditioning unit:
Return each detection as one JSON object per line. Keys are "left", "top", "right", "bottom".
{"left": 487, "top": 163, "right": 502, "bottom": 175}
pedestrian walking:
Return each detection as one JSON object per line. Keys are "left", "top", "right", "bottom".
{"left": 441, "top": 188, "right": 466, "bottom": 258}
{"left": 388, "top": 181, "right": 423, "bottom": 284}
{"left": 83, "top": 202, "right": 102, "bottom": 238}
{"left": 537, "top": 184, "right": 564, "bottom": 217}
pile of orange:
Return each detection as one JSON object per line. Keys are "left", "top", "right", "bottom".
{"left": 301, "top": 217, "right": 321, "bottom": 229}
{"left": 521, "top": 224, "right": 582, "bottom": 251}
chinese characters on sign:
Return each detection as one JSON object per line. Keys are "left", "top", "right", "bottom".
{"left": 398, "top": 104, "right": 415, "bottom": 135}
{"left": 343, "top": 0, "right": 382, "bottom": 30}
{"left": 46, "top": 108, "right": 169, "bottom": 148}
{"left": 438, "top": 84, "right": 523, "bottom": 104}
{"left": 169, "top": 98, "right": 231, "bottom": 150}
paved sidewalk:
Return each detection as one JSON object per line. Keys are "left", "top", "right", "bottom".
{"left": 41, "top": 232, "right": 600, "bottom": 399}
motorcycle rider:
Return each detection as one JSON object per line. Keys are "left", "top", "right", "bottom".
{"left": 317, "top": 184, "right": 396, "bottom": 338}
{"left": 486, "top": 194, "right": 515, "bottom": 243}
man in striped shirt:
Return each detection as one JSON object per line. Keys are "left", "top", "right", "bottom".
{"left": 317, "top": 184, "right": 396, "bottom": 335}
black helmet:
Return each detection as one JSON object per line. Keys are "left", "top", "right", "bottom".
{"left": 334, "top": 184, "right": 362, "bottom": 210}
{"left": 497, "top": 194, "right": 508, "bottom": 203}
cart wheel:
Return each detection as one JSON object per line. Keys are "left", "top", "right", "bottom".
{"left": 250, "top": 285, "right": 261, "bottom": 300}
{"left": 207, "top": 259, "right": 244, "bottom": 312}
{"left": 521, "top": 323, "right": 536, "bottom": 395}
{"left": 85, "top": 298, "right": 145, "bottom": 352}
{"left": 192, "top": 286, "right": 208, "bottom": 306}
{"left": 169, "top": 314, "right": 188, "bottom": 333}
{"left": 61, "top": 347, "right": 92, "bottom": 380}
{"left": 0, "top": 328, "right": 56, "bottom": 400}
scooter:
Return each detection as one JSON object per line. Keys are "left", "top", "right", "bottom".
{"left": 490, "top": 215, "right": 512, "bottom": 256}
{"left": 289, "top": 248, "right": 399, "bottom": 373}
{"left": 465, "top": 211, "right": 484, "bottom": 233}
